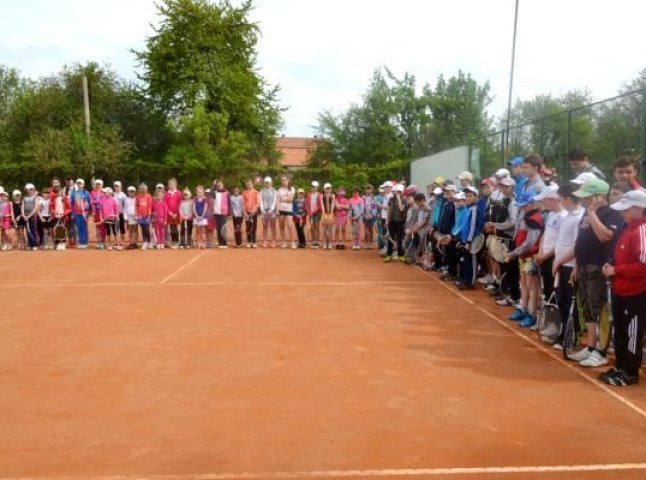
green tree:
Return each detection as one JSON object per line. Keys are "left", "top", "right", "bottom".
{"left": 134, "top": 0, "right": 283, "bottom": 184}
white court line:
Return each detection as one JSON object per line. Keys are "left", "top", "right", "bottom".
{"left": 158, "top": 251, "right": 209, "bottom": 284}
{"left": 168, "top": 281, "right": 429, "bottom": 287}
{"left": 4, "top": 463, "right": 646, "bottom": 480}
{"left": 418, "top": 267, "right": 646, "bottom": 421}
{"left": 0, "top": 282, "right": 155, "bottom": 288}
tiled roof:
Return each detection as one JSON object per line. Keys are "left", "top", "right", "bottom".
{"left": 275, "top": 137, "right": 320, "bottom": 168}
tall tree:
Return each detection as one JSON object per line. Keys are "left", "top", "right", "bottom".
{"left": 134, "top": 0, "right": 283, "bottom": 184}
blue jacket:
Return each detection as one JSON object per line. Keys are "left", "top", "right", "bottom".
{"left": 514, "top": 174, "right": 528, "bottom": 198}
{"left": 70, "top": 189, "right": 91, "bottom": 216}
{"left": 437, "top": 200, "right": 455, "bottom": 235}
{"left": 452, "top": 205, "right": 466, "bottom": 238}
{"left": 459, "top": 203, "right": 484, "bottom": 244}
{"left": 431, "top": 194, "right": 445, "bottom": 229}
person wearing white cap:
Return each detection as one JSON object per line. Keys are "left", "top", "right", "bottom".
{"left": 0, "top": 187, "right": 11, "bottom": 250}
{"left": 90, "top": 179, "right": 107, "bottom": 249}
{"left": 21, "top": 183, "right": 41, "bottom": 250}
{"left": 362, "top": 184, "right": 378, "bottom": 249}
{"left": 533, "top": 185, "right": 566, "bottom": 315}
{"left": 113, "top": 181, "right": 128, "bottom": 244}
{"left": 164, "top": 178, "right": 182, "bottom": 248}
{"left": 384, "top": 183, "right": 407, "bottom": 262}
{"left": 124, "top": 186, "right": 139, "bottom": 249}
{"left": 260, "top": 176, "right": 277, "bottom": 248}
{"left": 70, "top": 179, "right": 91, "bottom": 249}
{"left": 456, "top": 171, "right": 473, "bottom": 190}
{"left": 570, "top": 171, "right": 597, "bottom": 186}
{"left": 376, "top": 181, "right": 393, "bottom": 254}
{"left": 306, "top": 181, "right": 322, "bottom": 248}
{"left": 277, "top": 175, "right": 296, "bottom": 249}
{"left": 600, "top": 189, "right": 646, "bottom": 386}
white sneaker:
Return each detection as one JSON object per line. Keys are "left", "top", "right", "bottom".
{"left": 142, "top": 243, "right": 148, "bottom": 250}
{"left": 569, "top": 348, "right": 593, "bottom": 362}
{"left": 291, "top": 242, "right": 297, "bottom": 249}
{"left": 478, "top": 274, "right": 493, "bottom": 285}
{"left": 552, "top": 342, "right": 564, "bottom": 351}
{"left": 539, "top": 324, "right": 559, "bottom": 339}
{"left": 579, "top": 350, "right": 608, "bottom": 368}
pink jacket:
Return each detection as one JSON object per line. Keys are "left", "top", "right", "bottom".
{"left": 164, "top": 190, "right": 182, "bottom": 215}
{"left": 152, "top": 200, "right": 169, "bottom": 225}
{"left": 101, "top": 197, "right": 119, "bottom": 219}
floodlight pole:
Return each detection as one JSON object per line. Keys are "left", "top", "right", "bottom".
{"left": 505, "top": 0, "right": 520, "bottom": 151}
{"left": 82, "top": 75, "right": 94, "bottom": 179}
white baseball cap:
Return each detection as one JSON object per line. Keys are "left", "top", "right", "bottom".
{"left": 156, "top": 183, "right": 164, "bottom": 189}
{"left": 113, "top": 181, "right": 122, "bottom": 187}
{"left": 433, "top": 187, "right": 443, "bottom": 195}
{"left": 323, "top": 182, "right": 332, "bottom": 189}
{"left": 571, "top": 172, "right": 597, "bottom": 185}
{"left": 499, "top": 177, "right": 516, "bottom": 187}
{"left": 94, "top": 179, "right": 103, "bottom": 185}
{"left": 455, "top": 192, "right": 466, "bottom": 200}
{"left": 311, "top": 180, "right": 319, "bottom": 187}
{"left": 393, "top": 184, "right": 405, "bottom": 193}
{"left": 103, "top": 187, "right": 113, "bottom": 194}
{"left": 532, "top": 185, "right": 560, "bottom": 201}
{"left": 383, "top": 181, "right": 394, "bottom": 188}
{"left": 463, "top": 186, "right": 478, "bottom": 195}
{"left": 24, "top": 183, "right": 35, "bottom": 190}
{"left": 457, "top": 171, "right": 474, "bottom": 182}
{"left": 0, "top": 187, "right": 6, "bottom": 196}
{"left": 127, "top": 186, "right": 136, "bottom": 192}
{"left": 443, "top": 184, "right": 457, "bottom": 192}
{"left": 263, "top": 176, "right": 272, "bottom": 183}
{"left": 611, "top": 190, "right": 646, "bottom": 210}
{"left": 76, "top": 178, "right": 85, "bottom": 185}
{"left": 495, "top": 168, "right": 511, "bottom": 178}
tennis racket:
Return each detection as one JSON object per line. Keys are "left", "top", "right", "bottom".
{"left": 598, "top": 279, "right": 614, "bottom": 353}
{"left": 537, "top": 275, "right": 560, "bottom": 343}
{"left": 562, "top": 282, "right": 585, "bottom": 360}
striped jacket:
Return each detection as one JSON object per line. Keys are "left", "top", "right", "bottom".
{"left": 612, "top": 218, "right": 646, "bottom": 297}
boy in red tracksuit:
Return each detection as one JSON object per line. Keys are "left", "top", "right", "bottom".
{"left": 601, "top": 190, "right": 646, "bottom": 386}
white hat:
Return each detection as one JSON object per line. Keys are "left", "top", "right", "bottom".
{"left": 499, "top": 177, "right": 516, "bottom": 187}
{"left": 76, "top": 178, "right": 85, "bottom": 185}
{"left": 24, "top": 183, "right": 35, "bottom": 190}
{"left": 571, "top": 172, "right": 597, "bottom": 185}
{"left": 103, "top": 187, "right": 113, "bottom": 194}
{"left": 393, "top": 184, "right": 405, "bottom": 193}
{"left": 463, "top": 186, "right": 478, "bottom": 195}
{"left": 0, "top": 187, "right": 6, "bottom": 196}
{"left": 433, "top": 187, "right": 443, "bottom": 195}
{"left": 311, "top": 180, "right": 320, "bottom": 187}
{"left": 455, "top": 192, "right": 466, "bottom": 200}
{"left": 94, "top": 179, "right": 103, "bottom": 185}
{"left": 495, "top": 168, "right": 511, "bottom": 178}
{"left": 156, "top": 183, "right": 164, "bottom": 189}
{"left": 263, "top": 176, "right": 272, "bottom": 184}
{"left": 443, "top": 184, "right": 457, "bottom": 192}
{"left": 378, "top": 186, "right": 385, "bottom": 193}
{"left": 457, "top": 171, "right": 473, "bottom": 182}
{"left": 532, "top": 185, "right": 560, "bottom": 201}
{"left": 113, "top": 181, "right": 122, "bottom": 187}
{"left": 611, "top": 190, "right": 646, "bottom": 211}
{"left": 323, "top": 182, "right": 332, "bottom": 189}
{"left": 127, "top": 186, "right": 136, "bottom": 192}
{"left": 383, "top": 181, "right": 394, "bottom": 188}
{"left": 12, "top": 189, "right": 21, "bottom": 197}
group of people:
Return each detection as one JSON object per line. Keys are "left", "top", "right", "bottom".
{"left": 400, "top": 150, "right": 644, "bottom": 388}
{"left": 1, "top": 150, "right": 644, "bottom": 387}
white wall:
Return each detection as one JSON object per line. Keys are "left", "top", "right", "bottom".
{"left": 410, "top": 146, "right": 478, "bottom": 189}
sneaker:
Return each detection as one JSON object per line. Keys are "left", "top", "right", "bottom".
{"left": 246, "top": 244, "right": 252, "bottom": 248}
{"left": 281, "top": 242, "right": 288, "bottom": 249}
{"left": 457, "top": 282, "right": 475, "bottom": 290}
{"left": 601, "top": 369, "right": 639, "bottom": 386}
{"left": 398, "top": 256, "right": 406, "bottom": 263}
{"left": 598, "top": 367, "right": 620, "bottom": 383}
{"left": 142, "top": 243, "right": 148, "bottom": 251}
{"left": 384, "top": 256, "right": 393, "bottom": 263}
{"left": 519, "top": 316, "right": 536, "bottom": 329}
{"left": 252, "top": 243, "right": 258, "bottom": 249}
{"left": 291, "top": 242, "right": 297, "bottom": 249}
{"left": 552, "top": 342, "right": 564, "bottom": 351}
{"left": 478, "top": 274, "right": 493, "bottom": 285}
{"left": 569, "top": 347, "right": 593, "bottom": 362}
{"left": 539, "top": 324, "right": 559, "bottom": 339}
{"left": 219, "top": 245, "right": 228, "bottom": 250}
{"left": 580, "top": 350, "right": 608, "bottom": 368}
{"left": 485, "top": 283, "right": 499, "bottom": 292}
{"left": 508, "top": 311, "right": 528, "bottom": 321}
{"left": 496, "top": 296, "right": 516, "bottom": 307}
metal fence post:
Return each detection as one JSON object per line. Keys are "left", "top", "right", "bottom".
{"left": 641, "top": 88, "right": 646, "bottom": 186}
{"left": 501, "top": 131, "right": 506, "bottom": 166}
{"left": 565, "top": 110, "right": 572, "bottom": 179}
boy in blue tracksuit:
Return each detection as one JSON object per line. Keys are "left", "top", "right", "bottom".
{"left": 458, "top": 186, "right": 485, "bottom": 290}
{"left": 70, "top": 179, "right": 91, "bottom": 249}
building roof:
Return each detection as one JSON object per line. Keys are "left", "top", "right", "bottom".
{"left": 275, "top": 137, "right": 320, "bottom": 168}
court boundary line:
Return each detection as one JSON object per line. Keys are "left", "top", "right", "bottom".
{"left": 3, "top": 462, "right": 646, "bottom": 480}
{"left": 158, "top": 251, "right": 209, "bottom": 284}
{"left": 0, "top": 280, "right": 430, "bottom": 288}
{"left": 417, "top": 267, "right": 646, "bottom": 421}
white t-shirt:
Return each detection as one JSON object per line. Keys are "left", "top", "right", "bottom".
{"left": 381, "top": 192, "right": 392, "bottom": 220}
{"left": 554, "top": 208, "right": 584, "bottom": 268}
{"left": 277, "top": 187, "right": 294, "bottom": 213}
{"left": 540, "top": 209, "right": 567, "bottom": 256}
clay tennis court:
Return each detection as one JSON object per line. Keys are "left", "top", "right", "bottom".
{"left": 1, "top": 249, "right": 646, "bottom": 480}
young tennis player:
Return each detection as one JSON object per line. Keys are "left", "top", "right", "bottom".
{"left": 260, "top": 177, "right": 277, "bottom": 248}
{"left": 362, "top": 184, "right": 377, "bottom": 249}
{"left": 11, "top": 190, "right": 25, "bottom": 250}
{"left": 231, "top": 186, "right": 244, "bottom": 248}
{"left": 39, "top": 188, "right": 53, "bottom": 249}
{"left": 113, "top": 181, "right": 127, "bottom": 244}
{"left": 306, "top": 181, "right": 321, "bottom": 248}
{"left": 152, "top": 189, "right": 169, "bottom": 249}
{"left": 243, "top": 180, "right": 260, "bottom": 248}
{"left": 90, "top": 180, "right": 106, "bottom": 250}
{"left": 293, "top": 188, "right": 307, "bottom": 248}
{"left": 123, "top": 186, "right": 138, "bottom": 249}
{"left": 0, "top": 188, "right": 11, "bottom": 250}
{"left": 101, "top": 188, "right": 120, "bottom": 250}
{"left": 320, "top": 183, "right": 335, "bottom": 250}
{"left": 136, "top": 183, "right": 153, "bottom": 250}
{"left": 348, "top": 188, "right": 364, "bottom": 250}
{"left": 22, "top": 184, "right": 41, "bottom": 250}
{"left": 277, "top": 175, "right": 296, "bottom": 249}
{"left": 213, "top": 180, "right": 230, "bottom": 249}
{"left": 179, "top": 189, "right": 193, "bottom": 248}
{"left": 334, "top": 187, "right": 349, "bottom": 249}
{"left": 193, "top": 185, "right": 208, "bottom": 249}
{"left": 164, "top": 178, "right": 182, "bottom": 248}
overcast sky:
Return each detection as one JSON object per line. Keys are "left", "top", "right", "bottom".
{"left": 1, "top": 0, "right": 644, "bottom": 137}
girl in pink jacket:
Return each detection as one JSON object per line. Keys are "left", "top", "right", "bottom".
{"left": 152, "top": 190, "right": 169, "bottom": 249}
{"left": 101, "top": 188, "right": 120, "bottom": 250}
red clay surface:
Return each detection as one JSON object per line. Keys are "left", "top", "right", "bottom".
{"left": 1, "top": 249, "right": 646, "bottom": 480}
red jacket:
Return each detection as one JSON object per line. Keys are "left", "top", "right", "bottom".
{"left": 49, "top": 192, "right": 71, "bottom": 218}
{"left": 612, "top": 218, "right": 646, "bottom": 297}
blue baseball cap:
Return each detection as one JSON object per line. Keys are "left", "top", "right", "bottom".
{"left": 508, "top": 156, "right": 523, "bottom": 167}
{"left": 515, "top": 191, "right": 535, "bottom": 207}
